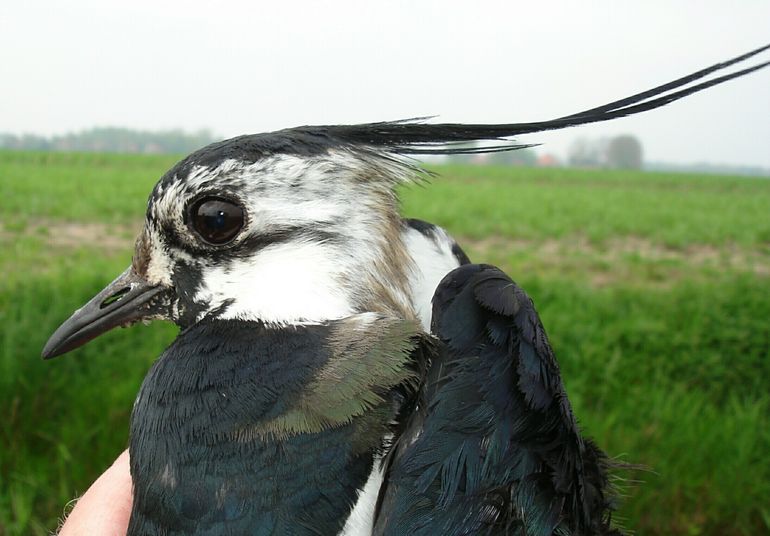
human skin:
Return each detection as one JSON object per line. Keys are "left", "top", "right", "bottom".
{"left": 58, "top": 450, "right": 132, "bottom": 536}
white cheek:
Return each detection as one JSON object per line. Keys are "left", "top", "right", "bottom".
{"left": 196, "top": 241, "right": 355, "bottom": 324}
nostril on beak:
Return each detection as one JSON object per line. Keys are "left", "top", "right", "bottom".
{"left": 100, "top": 286, "right": 132, "bottom": 309}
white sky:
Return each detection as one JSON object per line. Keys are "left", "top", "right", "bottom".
{"left": 1, "top": 1, "right": 769, "bottom": 166}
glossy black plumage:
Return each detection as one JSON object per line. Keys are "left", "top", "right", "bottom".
{"left": 128, "top": 317, "right": 423, "bottom": 535}
{"left": 373, "top": 264, "right": 620, "bottom": 535}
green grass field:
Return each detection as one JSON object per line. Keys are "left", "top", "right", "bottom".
{"left": 2, "top": 150, "right": 769, "bottom": 535}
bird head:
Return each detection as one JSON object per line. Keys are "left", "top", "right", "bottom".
{"left": 42, "top": 43, "right": 770, "bottom": 358}
{"left": 42, "top": 131, "right": 419, "bottom": 358}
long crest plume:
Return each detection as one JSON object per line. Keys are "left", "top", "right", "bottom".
{"left": 300, "top": 43, "right": 770, "bottom": 156}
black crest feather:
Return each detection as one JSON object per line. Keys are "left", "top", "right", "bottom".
{"left": 317, "top": 43, "right": 770, "bottom": 155}
{"left": 162, "top": 44, "right": 769, "bottom": 178}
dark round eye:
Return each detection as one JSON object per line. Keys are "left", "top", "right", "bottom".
{"left": 189, "top": 197, "right": 244, "bottom": 245}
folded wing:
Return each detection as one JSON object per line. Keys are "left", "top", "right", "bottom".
{"left": 374, "top": 264, "right": 621, "bottom": 536}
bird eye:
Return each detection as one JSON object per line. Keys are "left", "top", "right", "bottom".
{"left": 189, "top": 197, "right": 244, "bottom": 245}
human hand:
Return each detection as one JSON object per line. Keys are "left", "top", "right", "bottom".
{"left": 58, "top": 450, "right": 132, "bottom": 536}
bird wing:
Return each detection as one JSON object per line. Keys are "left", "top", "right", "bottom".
{"left": 373, "top": 264, "right": 619, "bottom": 536}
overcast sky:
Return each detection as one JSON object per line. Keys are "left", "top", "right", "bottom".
{"left": 2, "top": 1, "right": 769, "bottom": 167}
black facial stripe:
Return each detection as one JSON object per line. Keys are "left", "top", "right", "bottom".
{"left": 170, "top": 259, "right": 206, "bottom": 328}
{"left": 229, "top": 227, "right": 340, "bottom": 259}
{"left": 162, "top": 212, "right": 344, "bottom": 272}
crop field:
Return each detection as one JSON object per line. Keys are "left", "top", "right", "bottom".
{"left": 1, "top": 150, "right": 769, "bottom": 535}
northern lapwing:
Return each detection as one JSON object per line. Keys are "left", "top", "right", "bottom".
{"left": 43, "top": 45, "right": 769, "bottom": 535}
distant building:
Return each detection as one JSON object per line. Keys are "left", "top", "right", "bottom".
{"left": 537, "top": 153, "right": 560, "bottom": 167}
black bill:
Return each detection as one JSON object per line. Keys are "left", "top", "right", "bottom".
{"left": 41, "top": 268, "right": 171, "bottom": 359}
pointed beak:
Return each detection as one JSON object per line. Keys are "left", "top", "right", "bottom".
{"left": 42, "top": 267, "right": 172, "bottom": 359}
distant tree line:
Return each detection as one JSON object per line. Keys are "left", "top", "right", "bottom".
{"left": 6, "top": 129, "right": 756, "bottom": 175}
{"left": 568, "top": 134, "right": 643, "bottom": 169}
{"left": 0, "top": 127, "right": 217, "bottom": 154}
